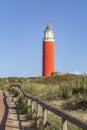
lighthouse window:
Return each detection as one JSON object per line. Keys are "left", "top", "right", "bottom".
{"left": 46, "top": 48, "right": 48, "bottom": 51}
{"left": 46, "top": 61, "right": 48, "bottom": 65}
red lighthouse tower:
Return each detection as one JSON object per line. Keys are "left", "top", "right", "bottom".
{"left": 42, "top": 24, "right": 55, "bottom": 76}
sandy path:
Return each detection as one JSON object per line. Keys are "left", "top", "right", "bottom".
{"left": 0, "top": 91, "right": 36, "bottom": 130}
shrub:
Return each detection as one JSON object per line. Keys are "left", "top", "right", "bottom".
{"left": 59, "top": 82, "right": 73, "bottom": 99}
{"left": 10, "top": 88, "right": 19, "bottom": 97}
{"left": 45, "top": 84, "right": 60, "bottom": 101}
{"left": 17, "top": 96, "right": 28, "bottom": 114}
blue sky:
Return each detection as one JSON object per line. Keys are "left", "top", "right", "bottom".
{"left": 0, "top": 0, "right": 87, "bottom": 77}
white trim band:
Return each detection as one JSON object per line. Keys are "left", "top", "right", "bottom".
{"left": 43, "top": 39, "right": 55, "bottom": 42}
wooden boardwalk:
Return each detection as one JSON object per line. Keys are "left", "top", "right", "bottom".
{"left": 0, "top": 92, "right": 20, "bottom": 130}
{"left": 0, "top": 92, "right": 36, "bottom": 130}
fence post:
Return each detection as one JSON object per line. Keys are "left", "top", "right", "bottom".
{"left": 18, "top": 88, "right": 22, "bottom": 96}
{"left": 42, "top": 107, "right": 47, "bottom": 130}
{"left": 36, "top": 103, "right": 40, "bottom": 128}
{"left": 62, "top": 118, "right": 67, "bottom": 130}
{"left": 16, "top": 87, "right": 18, "bottom": 91}
{"left": 28, "top": 99, "right": 31, "bottom": 113}
{"left": 18, "top": 88, "right": 21, "bottom": 93}
{"left": 31, "top": 100, "right": 34, "bottom": 119}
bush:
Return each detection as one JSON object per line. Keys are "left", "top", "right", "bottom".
{"left": 10, "top": 88, "right": 19, "bottom": 97}
{"left": 45, "top": 85, "right": 60, "bottom": 101}
{"left": 17, "top": 96, "right": 28, "bottom": 114}
{"left": 59, "top": 82, "right": 73, "bottom": 99}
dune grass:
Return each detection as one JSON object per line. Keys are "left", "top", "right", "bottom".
{"left": 9, "top": 74, "right": 87, "bottom": 130}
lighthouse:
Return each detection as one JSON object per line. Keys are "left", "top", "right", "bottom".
{"left": 42, "top": 24, "right": 55, "bottom": 76}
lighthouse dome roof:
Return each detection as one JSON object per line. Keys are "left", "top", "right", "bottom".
{"left": 44, "top": 24, "right": 53, "bottom": 32}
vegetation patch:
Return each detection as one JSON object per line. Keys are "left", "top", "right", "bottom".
{"left": 17, "top": 96, "right": 28, "bottom": 114}
{"left": 10, "top": 88, "right": 20, "bottom": 97}
{"left": 5, "top": 74, "right": 87, "bottom": 130}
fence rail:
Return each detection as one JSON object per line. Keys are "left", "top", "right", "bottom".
{"left": 10, "top": 84, "right": 87, "bottom": 130}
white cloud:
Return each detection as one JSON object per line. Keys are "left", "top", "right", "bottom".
{"left": 70, "top": 70, "right": 81, "bottom": 75}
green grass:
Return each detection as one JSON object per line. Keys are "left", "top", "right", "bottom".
{"left": 20, "top": 74, "right": 87, "bottom": 129}
{"left": 2, "top": 74, "right": 87, "bottom": 130}
{"left": 21, "top": 75, "right": 87, "bottom": 108}
{"left": 5, "top": 75, "right": 87, "bottom": 108}
{"left": 17, "top": 96, "right": 28, "bottom": 114}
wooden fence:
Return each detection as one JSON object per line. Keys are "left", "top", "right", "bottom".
{"left": 10, "top": 84, "right": 87, "bottom": 130}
